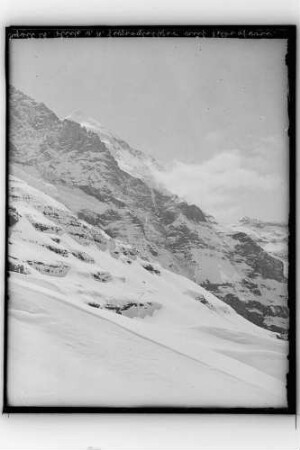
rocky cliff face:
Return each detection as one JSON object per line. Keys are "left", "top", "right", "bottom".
{"left": 65, "top": 110, "right": 163, "bottom": 186}
{"left": 9, "top": 86, "right": 288, "bottom": 335}
{"left": 231, "top": 217, "right": 288, "bottom": 264}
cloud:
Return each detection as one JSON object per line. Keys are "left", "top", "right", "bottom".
{"left": 153, "top": 148, "right": 284, "bottom": 223}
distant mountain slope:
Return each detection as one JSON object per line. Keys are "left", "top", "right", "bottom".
{"left": 7, "top": 175, "right": 287, "bottom": 407}
{"left": 9, "top": 86, "right": 288, "bottom": 334}
{"left": 231, "top": 217, "right": 288, "bottom": 264}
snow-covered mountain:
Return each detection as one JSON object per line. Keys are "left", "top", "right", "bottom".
{"left": 7, "top": 175, "right": 287, "bottom": 407}
{"left": 9, "top": 86, "right": 288, "bottom": 337}
{"left": 231, "top": 216, "right": 288, "bottom": 264}
{"left": 66, "top": 110, "right": 163, "bottom": 186}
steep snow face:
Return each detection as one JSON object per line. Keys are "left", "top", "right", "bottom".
{"left": 7, "top": 175, "right": 288, "bottom": 407}
{"left": 9, "top": 87, "right": 288, "bottom": 335}
{"left": 66, "top": 110, "right": 164, "bottom": 186}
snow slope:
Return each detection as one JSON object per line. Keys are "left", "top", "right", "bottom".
{"left": 7, "top": 176, "right": 288, "bottom": 407}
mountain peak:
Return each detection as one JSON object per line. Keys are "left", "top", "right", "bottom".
{"left": 65, "top": 110, "right": 110, "bottom": 135}
{"left": 239, "top": 216, "right": 258, "bottom": 225}
{"left": 66, "top": 108, "right": 165, "bottom": 185}
{"left": 239, "top": 216, "right": 287, "bottom": 228}
{"left": 66, "top": 109, "right": 90, "bottom": 122}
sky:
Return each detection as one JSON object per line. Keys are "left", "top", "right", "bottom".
{"left": 10, "top": 37, "right": 289, "bottom": 223}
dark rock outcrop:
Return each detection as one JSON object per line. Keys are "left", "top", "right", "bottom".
{"left": 8, "top": 206, "right": 20, "bottom": 227}
{"left": 9, "top": 257, "right": 30, "bottom": 274}
{"left": 230, "top": 232, "right": 285, "bottom": 282}
{"left": 92, "top": 271, "right": 113, "bottom": 282}
{"left": 27, "top": 260, "right": 70, "bottom": 277}
{"left": 71, "top": 250, "right": 95, "bottom": 263}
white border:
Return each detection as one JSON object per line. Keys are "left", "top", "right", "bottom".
{"left": 0, "top": 1, "right": 299, "bottom": 449}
